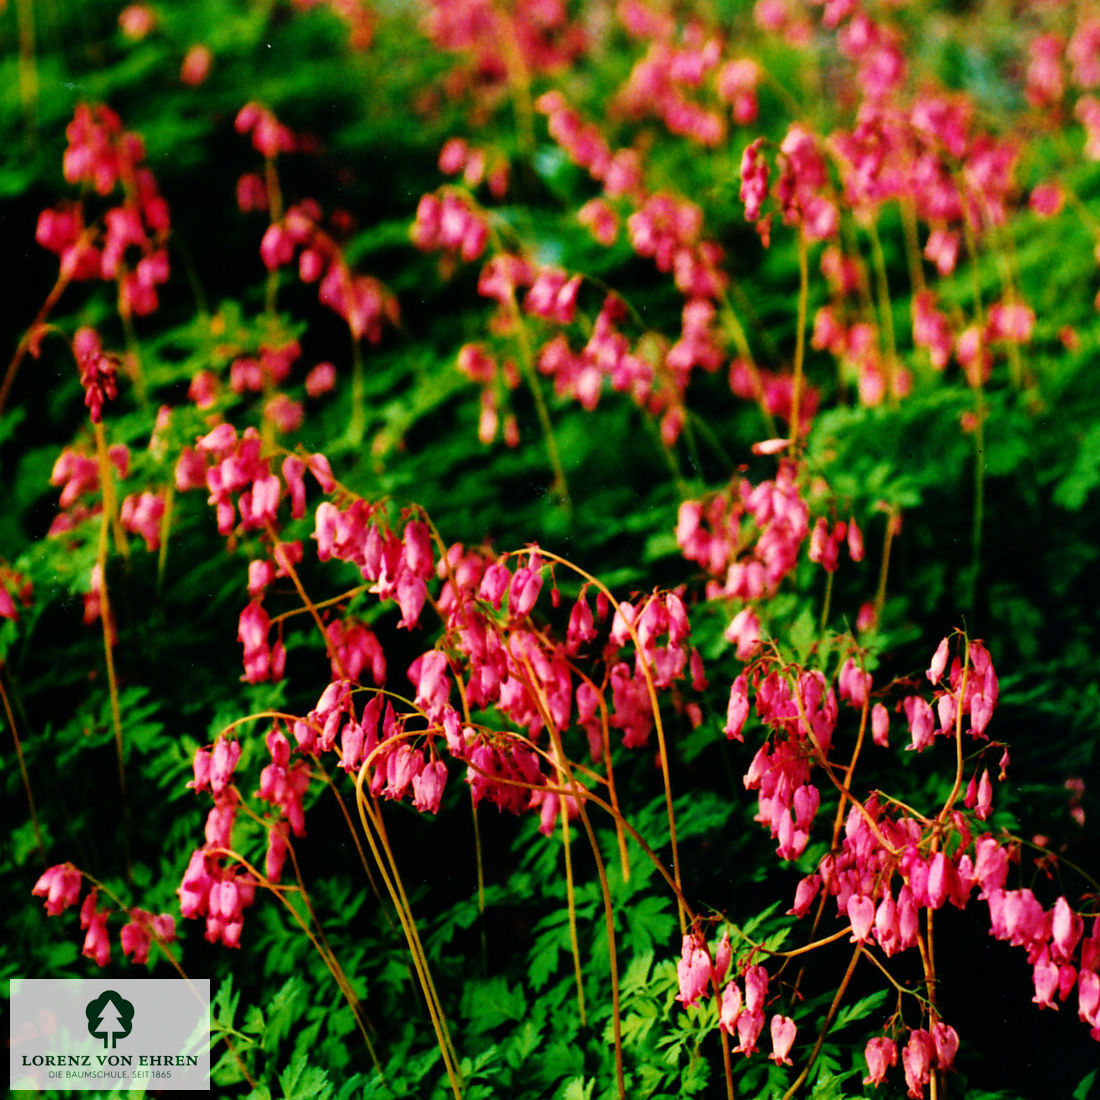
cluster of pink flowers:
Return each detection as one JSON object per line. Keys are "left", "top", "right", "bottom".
{"left": 421, "top": 0, "right": 585, "bottom": 99}
{"left": 175, "top": 535, "right": 461, "bottom": 949}
{"left": 414, "top": 172, "right": 682, "bottom": 440}
{"left": 47, "top": 440, "right": 139, "bottom": 638}
{"left": 713, "top": 632, "right": 1100, "bottom": 1094}
{"left": 420, "top": 132, "right": 737, "bottom": 446}
{"left": 48, "top": 413, "right": 172, "bottom": 567}
{"left": 677, "top": 458, "right": 860, "bottom": 602}
{"left": 437, "top": 136, "right": 510, "bottom": 198}
{"left": 186, "top": 723, "right": 308, "bottom": 934}
{"left": 313, "top": 502, "right": 435, "bottom": 630}
{"left": 50, "top": 444, "right": 128, "bottom": 533}
{"left": 614, "top": 2, "right": 764, "bottom": 144}
{"left": 729, "top": 358, "right": 819, "bottom": 432}
{"left": 725, "top": 0, "right": 1082, "bottom": 417}
{"left": 812, "top": 230, "right": 924, "bottom": 400}
{"left": 21, "top": 10, "right": 1100, "bottom": 1090}
{"left": 237, "top": 104, "right": 399, "bottom": 347}
{"left": 641, "top": 626, "right": 1095, "bottom": 1093}
{"left": 412, "top": 189, "right": 492, "bottom": 264}
{"left": 36, "top": 105, "right": 170, "bottom": 317}
{"left": 719, "top": 965, "right": 795, "bottom": 1065}
{"left": 173, "top": 425, "right": 340, "bottom": 681}
{"left": 179, "top": 423, "right": 333, "bottom": 539}
{"left": 528, "top": 93, "right": 737, "bottom": 439}
{"left": 534, "top": 88, "right": 728, "bottom": 305}
{"left": 229, "top": 340, "right": 300, "bottom": 398}
{"left": 118, "top": 490, "right": 167, "bottom": 552}
{"left": 72, "top": 327, "right": 119, "bottom": 424}
{"left": 325, "top": 617, "right": 386, "bottom": 684}
{"left": 235, "top": 102, "right": 297, "bottom": 160}
{"left": 1025, "top": 15, "right": 1100, "bottom": 131}
{"left": 160, "top": 450, "right": 721, "bottom": 950}
{"left": 415, "top": 43, "right": 852, "bottom": 455}
{"left": 190, "top": 338, "right": 308, "bottom": 433}
{"left": 179, "top": 737, "right": 259, "bottom": 947}
{"left": 309, "top": 491, "right": 703, "bottom": 760}
{"left": 453, "top": 342, "right": 514, "bottom": 444}
{"left": 178, "top": 850, "right": 257, "bottom": 949}
{"left": 188, "top": 335, "right": 337, "bottom": 435}
{"left": 863, "top": 1025, "right": 959, "bottom": 1097}
{"left": 33, "top": 863, "right": 175, "bottom": 967}
{"left": 534, "top": 293, "right": 685, "bottom": 442}
{"left": 675, "top": 926, "right": 797, "bottom": 1063}
{"left": 0, "top": 562, "right": 33, "bottom": 623}
{"left": 259, "top": 196, "right": 399, "bottom": 344}
{"left": 614, "top": 17, "right": 726, "bottom": 147}
{"left": 740, "top": 124, "right": 840, "bottom": 247}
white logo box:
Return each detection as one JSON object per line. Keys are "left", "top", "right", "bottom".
{"left": 9, "top": 978, "right": 210, "bottom": 1092}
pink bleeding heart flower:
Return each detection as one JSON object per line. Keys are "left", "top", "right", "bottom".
{"left": 32, "top": 863, "right": 82, "bottom": 916}
{"left": 769, "top": 1014, "right": 796, "bottom": 1065}
{"left": 719, "top": 981, "right": 743, "bottom": 1034}
{"left": 927, "top": 637, "right": 949, "bottom": 683}
{"left": 863, "top": 1035, "right": 897, "bottom": 1086}
{"left": 902, "top": 1029, "right": 935, "bottom": 1099}
{"left": 871, "top": 702, "right": 889, "bottom": 747}
{"left": 744, "top": 965, "right": 768, "bottom": 1014}
{"left": 676, "top": 933, "right": 711, "bottom": 1008}
{"left": 931, "top": 1022, "right": 959, "bottom": 1070}
{"left": 724, "top": 675, "right": 750, "bottom": 741}
{"left": 848, "top": 893, "right": 875, "bottom": 942}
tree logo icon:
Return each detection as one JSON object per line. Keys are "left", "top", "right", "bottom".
{"left": 85, "top": 990, "right": 135, "bottom": 1049}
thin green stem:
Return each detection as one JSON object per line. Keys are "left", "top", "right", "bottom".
{"left": 560, "top": 801, "right": 587, "bottom": 1026}
{"left": 93, "top": 424, "right": 127, "bottom": 818}
{"left": 347, "top": 333, "right": 366, "bottom": 446}
{"left": 353, "top": 789, "right": 464, "bottom": 1099}
{"left": 991, "top": 222, "right": 1025, "bottom": 389}
{"left": 971, "top": 397, "right": 986, "bottom": 612}
{"left": 819, "top": 569, "right": 834, "bottom": 631}
{"left": 532, "top": 551, "right": 684, "bottom": 932}
{"left": 873, "top": 508, "right": 897, "bottom": 621}
{"left": 471, "top": 795, "right": 488, "bottom": 972}
{"left": 317, "top": 764, "right": 395, "bottom": 931}
{"left": 281, "top": 834, "right": 384, "bottom": 1061}
{"left": 496, "top": 11, "right": 536, "bottom": 154}
{"left": 900, "top": 199, "right": 926, "bottom": 297}
{"left": 780, "top": 947, "right": 861, "bottom": 1100}
{"left": 866, "top": 219, "right": 898, "bottom": 407}
{"left": 156, "top": 486, "right": 174, "bottom": 596}
{"left": 169, "top": 232, "right": 210, "bottom": 317}
{"left": 264, "top": 156, "right": 283, "bottom": 315}
{"left": 214, "top": 848, "right": 384, "bottom": 1078}
{"left": 512, "top": 653, "right": 624, "bottom": 1100}
{"left": 1, "top": 269, "right": 71, "bottom": 419}
{"left": 120, "top": 310, "right": 147, "bottom": 406}
{"left": 578, "top": 664, "right": 630, "bottom": 881}
{"left": 718, "top": 1025, "right": 736, "bottom": 1100}
{"left": 268, "top": 583, "right": 370, "bottom": 626}
{"left": 16, "top": 0, "right": 38, "bottom": 145}
{"left": 961, "top": 215, "right": 987, "bottom": 612}
{"left": 509, "top": 293, "right": 571, "bottom": 510}
{"left": 265, "top": 527, "right": 350, "bottom": 680}
{"left": 1, "top": 669, "right": 46, "bottom": 867}
{"left": 790, "top": 231, "right": 809, "bottom": 453}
